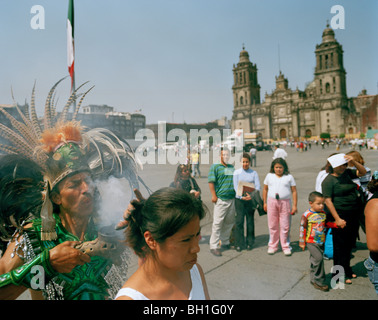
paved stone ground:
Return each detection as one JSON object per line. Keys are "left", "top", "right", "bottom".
{"left": 132, "top": 144, "right": 378, "bottom": 300}
{"left": 17, "top": 144, "right": 378, "bottom": 300}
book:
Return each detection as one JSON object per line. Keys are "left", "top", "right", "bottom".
{"left": 237, "top": 181, "right": 255, "bottom": 197}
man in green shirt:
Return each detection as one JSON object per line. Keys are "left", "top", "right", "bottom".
{"left": 208, "top": 148, "right": 236, "bottom": 256}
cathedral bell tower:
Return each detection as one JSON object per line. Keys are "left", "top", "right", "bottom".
{"left": 231, "top": 46, "right": 261, "bottom": 132}
{"left": 314, "top": 23, "right": 347, "bottom": 98}
{"left": 314, "top": 23, "right": 348, "bottom": 136}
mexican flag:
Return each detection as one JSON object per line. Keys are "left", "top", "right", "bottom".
{"left": 67, "top": 0, "right": 75, "bottom": 91}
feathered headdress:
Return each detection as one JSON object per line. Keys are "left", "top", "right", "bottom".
{"left": 0, "top": 77, "right": 142, "bottom": 240}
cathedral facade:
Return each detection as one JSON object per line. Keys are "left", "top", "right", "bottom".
{"left": 231, "top": 24, "right": 366, "bottom": 140}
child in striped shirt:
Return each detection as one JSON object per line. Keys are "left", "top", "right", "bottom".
{"left": 299, "top": 191, "right": 337, "bottom": 291}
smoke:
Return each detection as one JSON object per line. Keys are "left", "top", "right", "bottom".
{"left": 95, "top": 176, "right": 134, "bottom": 227}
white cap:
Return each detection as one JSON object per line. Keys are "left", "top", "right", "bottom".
{"left": 327, "top": 153, "right": 347, "bottom": 168}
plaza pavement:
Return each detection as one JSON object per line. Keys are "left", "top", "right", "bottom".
{"left": 132, "top": 144, "right": 378, "bottom": 300}
{"left": 17, "top": 143, "right": 378, "bottom": 300}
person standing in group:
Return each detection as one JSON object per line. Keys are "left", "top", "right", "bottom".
{"left": 191, "top": 149, "right": 201, "bottom": 178}
{"left": 346, "top": 150, "right": 371, "bottom": 237}
{"left": 299, "top": 191, "right": 337, "bottom": 292}
{"left": 321, "top": 153, "right": 367, "bottom": 284}
{"left": 233, "top": 153, "right": 261, "bottom": 252}
{"left": 272, "top": 144, "right": 288, "bottom": 160}
{"left": 249, "top": 145, "right": 257, "bottom": 167}
{"left": 169, "top": 164, "right": 201, "bottom": 199}
{"left": 208, "top": 148, "right": 236, "bottom": 257}
{"left": 115, "top": 187, "right": 210, "bottom": 300}
{"left": 263, "top": 158, "right": 297, "bottom": 256}
{"left": 346, "top": 151, "right": 372, "bottom": 194}
{"left": 364, "top": 171, "right": 378, "bottom": 294}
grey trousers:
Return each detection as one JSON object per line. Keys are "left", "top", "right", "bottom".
{"left": 307, "top": 243, "right": 326, "bottom": 286}
{"left": 209, "top": 198, "right": 235, "bottom": 250}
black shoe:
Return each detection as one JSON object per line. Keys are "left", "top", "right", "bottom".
{"left": 210, "top": 249, "right": 222, "bottom": 257}
{"left": 235, "top": 246, "right": 242, "bottom": 252}
{"left": 220, "top": 244, "right": 231, "bottom": 251}
{"left": 246, "top": 245, "right": 253, "bottom": 251}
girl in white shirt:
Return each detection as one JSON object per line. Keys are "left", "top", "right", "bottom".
{"left": 263, "top": 158, "right": 297, "bottom": 256}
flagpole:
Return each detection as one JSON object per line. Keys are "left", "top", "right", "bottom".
{"left": 67, "top": 0, "right": 76, "bottom": 112}
{"left": 73, "top": 70, "right": 76, "bottom": 112}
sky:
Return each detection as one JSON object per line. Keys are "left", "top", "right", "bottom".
{"left": 1, "top": 0, "right": 377, "bottom": 125}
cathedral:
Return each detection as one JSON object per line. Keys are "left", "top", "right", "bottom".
{"left": 231, "top": 24, "right": 367, "bottom": 141}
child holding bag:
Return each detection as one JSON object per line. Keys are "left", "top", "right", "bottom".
{"left": 299, "top": 191, "right": 337, "bottom": 291}
{"left": 263, "top": 158, "right": 297, "bottom": 256}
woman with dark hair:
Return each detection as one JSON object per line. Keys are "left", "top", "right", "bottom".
{"left": 169, "top": 164, "right": 201, "bottom": 199}
{"left": 321, "top": 153, "right": 367, "bottom": 284}
{"left": 115, "top": 187, "right": 210, "bottom": 300}
{"left": 346, "top": 150, "right": 372, "bottom": 193}
{"left": 262, "top": 158, "right": 297, "bottom": 256}
{"left": 364, "top": 171, "right": 378, "bottom": 294}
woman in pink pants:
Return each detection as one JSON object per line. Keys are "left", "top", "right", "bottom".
{"left": 263, "top": 158, "right": 297, "bottom": 256}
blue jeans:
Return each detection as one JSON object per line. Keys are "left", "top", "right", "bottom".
{"left": 364, "top": 256, "right": 378, "bottom": 294}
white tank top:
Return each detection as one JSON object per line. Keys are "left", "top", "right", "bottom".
{"left": 114, "top": 264, "right": 206, "bottom": 300}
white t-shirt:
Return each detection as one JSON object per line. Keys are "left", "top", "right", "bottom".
{"left": 273, "top": 148, "right": 287, "bottom": 160}
{"left": 315, "top": 170, "right": 328, "bottom": 193}
{"left": 114, "top": 264, "right": 206, "bottom": 300}
{"left": 263, "top": 173, "right": 296, "bottom": 200}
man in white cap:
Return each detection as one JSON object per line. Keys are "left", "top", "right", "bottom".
{"left": 272, "top": 144, "right": 288, "bottom": 160}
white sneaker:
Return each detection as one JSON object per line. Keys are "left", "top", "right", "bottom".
{"left": 284, "top": 250, "right": 292, "bottom": 256}
{"left": 267, "top": 248, "right": 276, "bottom": 255}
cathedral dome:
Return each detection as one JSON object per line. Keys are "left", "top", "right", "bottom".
{"left": 322, "top": 23, "right": 335, "bottom": 43}
{"left": 239, "top": 46, "right": 250, "bottom": 63}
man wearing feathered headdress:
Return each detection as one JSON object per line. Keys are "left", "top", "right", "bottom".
{"left": 0, "top": 79, "right": 143, "bottom": 300}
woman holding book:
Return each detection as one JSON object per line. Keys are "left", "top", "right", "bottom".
{"left": 233, "top": 153, "right": 261, "bottom": 251}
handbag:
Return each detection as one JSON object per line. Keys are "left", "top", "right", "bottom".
{"left": 324, "top": 228, "right": 333, "bottom": 259}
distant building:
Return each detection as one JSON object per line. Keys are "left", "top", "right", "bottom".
{"left": 350, "top": 91, "right": 378, "bottom": 134}
{"left": 231, "top": 24, "right": 377, "bottom": 140}
{"left": 82, "top": 104, "right": 114, "bottom": 114}
{"left": 69, "top": 104, "right": 146, "bottom": 140}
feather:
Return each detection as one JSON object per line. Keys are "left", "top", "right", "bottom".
{"left": 0, "top": 144, "right": 19, "bottom": 155}
{"left": 0, "top": 107, "right": 38, "bottom": 147}
{"left": 43, "top": 77, "right": 67, "bottom": 130}
{"left": 0, "top": 122, "right": 34, "bottom": 154}
{"left": 11, "top": 86, "right": 35, "bottom": 136}
{"left": 30, "top": 80, "right": 42, "bottom": 138}
{"left": 39, "top": 121, "right": 83, "bottom": 153}
{"left": 50, "top": 91, "right": 59, "bottom": 126}
{"left": 58, "top": 81, "right": 89, "bottom": 123}
{"left": 72, "top": 85, "right": 95, "bottom": 121}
